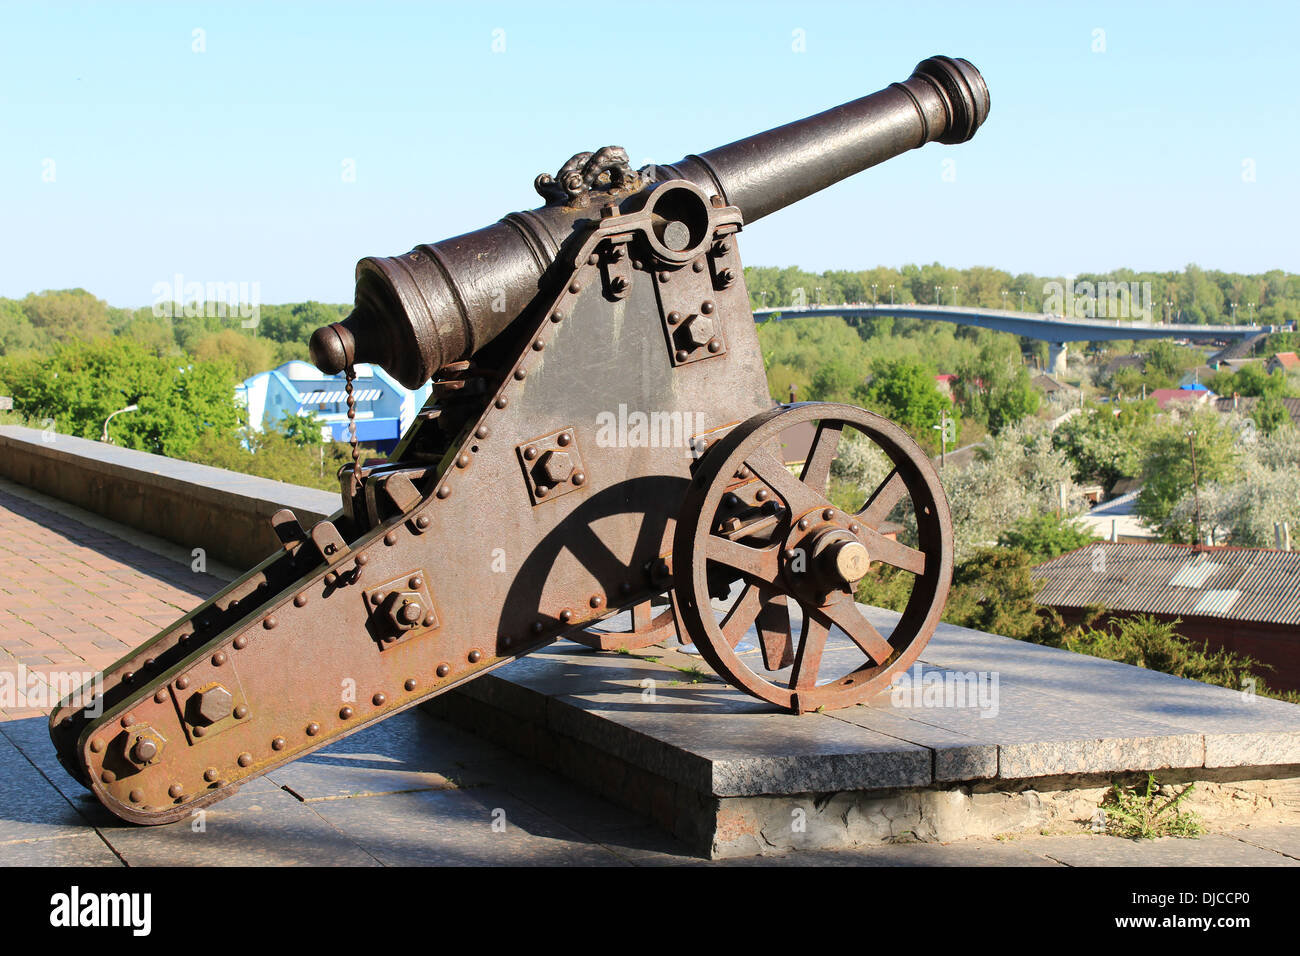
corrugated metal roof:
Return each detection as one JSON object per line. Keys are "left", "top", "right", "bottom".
{"left": 1213, "top": 395, "right": 1300, "bottom": 426}
{"left": 298, "top": 389, "right": 382, "bottom": 404}
{"left": 1032, "top": 542, "right": 1300, "bottom": 626}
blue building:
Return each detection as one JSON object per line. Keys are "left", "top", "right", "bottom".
{"left": 237, "top": 361, "right": 433, "bottom": 453}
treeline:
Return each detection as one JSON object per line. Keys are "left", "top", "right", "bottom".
{"left": 0, "top": 290, "right": 356, "bottom": 489}
{"left": 757, "top": 314, "right": 1042, "bottom": 454}
{"left": 0, "top": 289, "right": 350, "bottom": 377}
{"left": 745, "top": 263, "right": 1300, "bottom": 326}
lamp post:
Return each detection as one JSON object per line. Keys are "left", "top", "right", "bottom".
{"left": 888, "top": 283, "right": 895, "bottom": 305}
{"left": 951, "top": 285, "right": 958, "bottom": 306}
{"left": 932, "top": 408, "right": 951, "bottom": 468}
{"left": 1231, "top": 301, "right": 1238, "bottom": 322}
{"left": 933, "top": 284, "right": 940, "bottom": 305}
{"left": 1187, "top": 429, "right": 1203, "bottom": 548}
{"left": 1001, "top": 289, "right": 1008, "bottom": 309}
{"left": 871, "top": 282, "right": 877, "bottom": 305}
{"left": 1019, "top": 290, "right": 1026, "bottom": 311}
{"left": 101, "top": 404, "right": 139, "bottom": 444}
{"left": 1248, "top": 302, "right": 1256, "bottom": 322}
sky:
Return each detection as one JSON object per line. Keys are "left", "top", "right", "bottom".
{"left": 1, "top": 0, "right": 1297, "bottom": 308}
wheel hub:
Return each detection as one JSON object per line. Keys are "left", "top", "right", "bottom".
{"left": 781, "top": 508, "right": 871, "bottom": 599}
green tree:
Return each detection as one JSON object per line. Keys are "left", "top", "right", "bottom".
{"left": 278, "top": 411, "right": 327, "bottom": 447}
{"left": 1136, "top": 411, "right": 1241, "bottom": 539}
{"left": 861, "top": 358, "right": 952, "bottom": 445}
{"left": 0, "top": 338, "right": 241, "bottom": 457}
{"left": 182, "top": 426, "right": 352, "bottom": 491}
{"left": 1253, "top": 394, "right": 1291, "bottom": 434}
{"left": 1051, "top": 401, "right": 1155, "bottom": 487}
{"left": 955, "top": 340, "right": 1040, "bottom": 433}
{"left": 941, "top": 547, "right": 1069, "bottom": 644}
{"left": 20, "top": 289, "right": 112, "bottom": 344}
{"left": 190, "top": 328, "right": 279, "bottom": 380}
{"left": 997, "top": 513, "right": 1098, "bottom": 562}
{"left": 806, "top": 358, "right": 865, "bottom": 405}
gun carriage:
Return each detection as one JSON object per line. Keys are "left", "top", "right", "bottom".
{"left": 51, "top": 56, "right": 990, "bottom": 823}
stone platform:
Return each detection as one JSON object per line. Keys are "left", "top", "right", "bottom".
{"left": 425, "top": 606, "right": 1300, "bottom": 858}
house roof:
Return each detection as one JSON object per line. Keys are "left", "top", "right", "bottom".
{"left": 1033, "top": 542, "right": 1300, "bottom": 626}
{"left": 1150, "top": 388, "right": 1215, "bottom": 409}
{"left": 1103, "top": 354, "right": 1145, "bottom": 373}
{"left": 1031, "top": 373, "right": 1076, "bottom": 394}
{"left": 1213, "top": 395, "right": 1300, "bottom": 427}
{"left": 1271, "top": 351, "right": 1300, "bottom": 369}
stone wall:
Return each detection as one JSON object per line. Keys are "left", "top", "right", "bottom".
{"left": 0, "top": 426, "right": 338, "bottom": 568}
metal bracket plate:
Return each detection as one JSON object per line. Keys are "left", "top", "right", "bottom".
{"left": 517, "top": 427, "right": 588, "bottom": 506}
{"left": 361, "top": 570, "right": 439, "bottom": 648}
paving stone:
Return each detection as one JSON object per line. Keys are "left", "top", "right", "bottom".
{"left": 464, "top": 748, "right": 673, "bottom": 842}
{"left": 717, "top": 838, "right": 1063, "bottom": 867}
{"left": 309, "top": 786, "right": 631, "bottom": 866}
{"left": 1, "top": 832, "right": 123, "bottom": 866}
{"left": 0, "top": 716, "right": 153, "bottom": 825}
{"left": 0, "top": 730, "right": 94, "bottom": 844}
{"left": 266, "top": 709, "right": 496, "bottom": 801}
{"left": 100, "top": 786, "right": 381, "bottom": 866}
{"left": 1224, "top": 825, "right": 1300, "bottom": 860}
{"left": 1012, "top": 831, "right": 1299, "bottom": 866}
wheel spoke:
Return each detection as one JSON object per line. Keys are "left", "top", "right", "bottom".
{"left": 720, "top": 582, "right": 763, "bottom": 648}
{"left": 857, "top": 468, "right": 908, "bottom": 527}
{"left": 799, "top": 422, "right": 843, "bottom": 494}
{"left": 819, "top": 592, "right": 893, "bottom": 664}
{"left": 705, "top": 534, "right": 780, "bottom": 584}
{"left": 860, "top": 527, "right": 927, "bottom": 575}
{"left": 755, "top": 592, "right": 794, "bottom": 670}
{"left": 746, "top": 447, "right": 828, "bottom": 518}
{"left": 790, "top": 612, "right": 829, "bottom": 690}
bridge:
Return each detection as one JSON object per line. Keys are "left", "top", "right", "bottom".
{"left": 753, "top": 304, "right": 1273, "bottom": 375}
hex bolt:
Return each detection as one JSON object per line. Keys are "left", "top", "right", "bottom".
{"left": 536, "top": 450, "right": 574, "bottom": 486}
{"left": 195, "top": 685, "right": 234, "bottom": 725}
{"left": 682, "top": 314, "right": 715, "bottom": 350}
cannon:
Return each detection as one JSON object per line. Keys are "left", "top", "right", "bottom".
{"left": 51, "top": 56, "right": 989, "bottom": 824}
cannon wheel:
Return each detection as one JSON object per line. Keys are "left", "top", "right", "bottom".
{"left": 566, "top": 594, "right": 682, "bottom": 651}
{"left": 672, "top": 403, "right": 953, "bottom": 714}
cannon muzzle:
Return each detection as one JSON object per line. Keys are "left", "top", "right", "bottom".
{"left": 310, "top": 55, "right": 989, "bottom": 388}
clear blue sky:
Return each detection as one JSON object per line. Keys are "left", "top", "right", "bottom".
{"left": 1, "top": 0, "right": 1296, "bottom": 307}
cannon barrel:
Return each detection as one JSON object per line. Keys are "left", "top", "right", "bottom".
{"left": 310, "top": 55, "right": 989, "bottom": 388}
